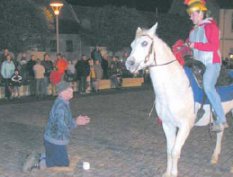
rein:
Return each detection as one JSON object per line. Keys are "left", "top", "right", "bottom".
{"left": 148, "top": 60, "right": 177, "bottom": 68}
{"left": 140, "top": 34, "right": 177, "bottom": 68}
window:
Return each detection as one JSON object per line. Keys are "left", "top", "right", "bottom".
{"left": 230, "top": 48, "right": 233, "bottom": 53}
{"left": 50, "top": 40, "right": 56, "bottom": 52}
{"left": 66, "top": 40, "right": 73, "bottom": 52}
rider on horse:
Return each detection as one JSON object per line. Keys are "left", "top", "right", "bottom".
{"left": 184, "top": 0, "right": 228, "bottom": 132}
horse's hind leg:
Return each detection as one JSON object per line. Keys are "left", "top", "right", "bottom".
{"left": 162, "top": 123, "right": 176, "bottom": 177}
{"left": 211, "top": 106, "right": 231, "bottom": 164}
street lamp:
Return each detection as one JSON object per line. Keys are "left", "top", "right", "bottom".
{"left": 50, "top": 0, "right": 63, "bottom": 53}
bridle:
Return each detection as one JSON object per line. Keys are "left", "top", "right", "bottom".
{"left": 140, "top": 34, "right": 177, "bottom": 68}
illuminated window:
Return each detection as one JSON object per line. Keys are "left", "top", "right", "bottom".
{"left": 66, "top": 40, "right": 73, "bottom": 52}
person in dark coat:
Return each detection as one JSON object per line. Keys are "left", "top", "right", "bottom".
{"left": 75, "top": 55, "right": 90, "bottom": 95}
{"left": 26, "top": 55, "right": 37, "bottom": 96}
{"left": 41, "top": 53, "right": 54, "bottom": 95}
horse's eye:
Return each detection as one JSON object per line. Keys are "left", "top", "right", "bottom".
{"left": 141, "top": 41, "right": 148, "bottom": 47}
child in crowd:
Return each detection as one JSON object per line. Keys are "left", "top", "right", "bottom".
{"left": 11, "top": 69, "right": 22, "bottom": 98}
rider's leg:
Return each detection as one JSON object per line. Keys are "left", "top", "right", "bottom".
{"left": 203, "top": 63, "right": 226, "bottom": 130}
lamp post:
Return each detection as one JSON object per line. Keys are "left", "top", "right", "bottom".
{"left": 50, "top": 0, "right": 63, "bottom": 53}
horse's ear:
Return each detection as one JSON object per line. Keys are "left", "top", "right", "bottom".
{"left": 136, "top": 27, "right": 143, "bottom": 37}
{"left": 148, "top": 23, "right": 158, "bottom": 35}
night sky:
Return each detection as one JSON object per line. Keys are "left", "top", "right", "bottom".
{"left": 66, "top": 0, "right": 173, "bottom": 13}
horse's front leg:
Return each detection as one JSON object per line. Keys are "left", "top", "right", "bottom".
{"left": 169, "top": 123, "right": 192, "bottom": 177}
{"left": 211, "top": 131, "right": 224, "bottom": 164}
{"left": 162, "top": 123, "right": 176, "bottom": 177}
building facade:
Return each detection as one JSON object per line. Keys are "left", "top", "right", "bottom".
{"left": 219, "top": 9, "right": 233, "bottom": 58}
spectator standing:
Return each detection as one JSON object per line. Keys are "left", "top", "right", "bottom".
{"left": 109, "top": 56, "right": 122, "bottom": 89}
{"left": 120, "top": 52, "right": 131, "bottom": 77}
{"left": 88, "top": 59, "right": 95, "bottom": 93}
{"left": 11, "top": 69, "right": 22, "bottom": 98}
{"left": 91, "top": 46, "right": 102, "bottom": 63}
{"left": 68, "top": 60, "right": 76, "bottom": 75}
{"left": 64, "top": 60, "right": 76, "bottom": 82}
{"left": 27, "top": 55, "right": 37, "bottom": 96}
{"left": 49, "top": 68, "right": 62, "bottom": 96}
{"left": 0, "top": 48, "right": 15, "bottom": 82}
{"left": 33, "top": 59, "right": 45, "bottom": 98}
{"left": 120, "top": 52, "right": 129, "bottom": 63}
{"left": 1, "top": 54, "right": 15, "bottom": 99}
{"left": 93, "top": 60, "right": 103, "bottom": 92}
{"left": 41, "top": 53, "right": 54, "bottom": 95}
{"left": 101, "top": 54, "right": 109, "bottom": 79}
{"left": 17, "top": 53, "right": 28, "bottom": 84}
{"left": 55, "top": 53, "right": 68, "bottom": 76}
{"left": 0, "top": 48, "right": 14, "bottom": 64}
{"left": 75, "top": 55, "right": 90, "bottom": 95}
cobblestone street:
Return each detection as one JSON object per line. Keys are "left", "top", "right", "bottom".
{"left": 0, "top": 88, "right": 232, "bottom": 177}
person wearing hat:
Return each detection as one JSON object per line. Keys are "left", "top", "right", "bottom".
{"left": 23, "top": 80, "right": 90, "bottom": 171}
{"left": 184, "top": 0, "right": 227, "bottom": 132}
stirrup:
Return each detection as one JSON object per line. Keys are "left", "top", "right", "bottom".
{"left": 210, "top": 124, "right": 224, "bottom": 133}
{"left": 223, "top": 122, "right": 229, "bottom": 128}
{"left": 195, "top": 108, "right": 205, "bottom": 122}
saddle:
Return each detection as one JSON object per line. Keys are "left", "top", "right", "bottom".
{"left": 172, "top": 39, "right": 233, "bottom": 87}
{"left": 172, "top": 40, "right": 233, "bottom": 122}
{"left": 184, "top": 55, "right": 233, "bottom": 87}
{"left": 184, "top": 55, "right": 233, "bottom": 122}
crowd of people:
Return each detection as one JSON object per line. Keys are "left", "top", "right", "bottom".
{"left": 223, "top": 56, "right": 233, "bottom": 69}
{"left": 0, "top": 47, "right": 136, "bottom": 100}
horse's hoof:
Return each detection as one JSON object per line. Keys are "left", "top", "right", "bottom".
{"left": 162, "top": 173, "right": 170, "bottom": 177}
{"left": 210, "top": 156, "right": 218, "bottom": 165}
{"left": 162, "top": 173, "right": 177, "bottom": 177}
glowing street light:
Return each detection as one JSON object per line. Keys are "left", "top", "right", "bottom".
{"left": 229, "top": 53, "right": 233, "bottom": 60}
{"left": 50, "top": 0, "right": 63, "bottom": 53}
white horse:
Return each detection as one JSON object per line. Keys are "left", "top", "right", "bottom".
{"left": 125, "top": 23, "right": 233, "bottom": 177}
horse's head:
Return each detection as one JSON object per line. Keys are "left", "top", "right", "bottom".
{"left": 126, "top": 23, "right": 158, "bottom": 73}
